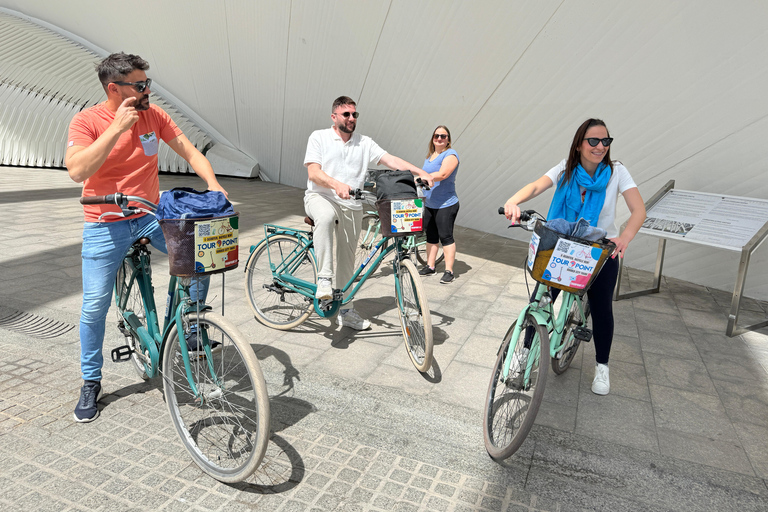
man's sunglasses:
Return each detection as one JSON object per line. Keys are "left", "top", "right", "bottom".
{"left": 112, "top": 78, "right": 152, "bottom": 93}
{"left": 585, "top": 137, "right": 613, "bottom": 147}
{"left": 334, "top": 111, "right": 359, "bottom": 119}
{"left": 433, "top": 133, "right": 448, "bottom": 140}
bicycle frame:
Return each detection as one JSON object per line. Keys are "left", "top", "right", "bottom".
{"left": 117, "top": 244, "right": 217, "bottom": 396}
{"left": 501, "top": 285, "right": 588, "bottom": 384}
{"left": 259, "top": 223, "right": 410, "bottom": 315}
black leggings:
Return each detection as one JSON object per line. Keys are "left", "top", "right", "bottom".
{"left": 422, "top": 202, "right": 459, "bottom": 246}
{"left": 525, "top": 256, "right": 619, "bottom": 365}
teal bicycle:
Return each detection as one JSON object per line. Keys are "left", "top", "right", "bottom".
{"left": 82, "top": 193, "right": 270, "bottom": 482}
{"left": 244, "top": 189, "right": 434, "bottom": 372}
{"left": 483, "top": 209, "right": 614, "bottom": 460}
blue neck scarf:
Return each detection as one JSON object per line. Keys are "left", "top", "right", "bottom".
{"left": 547, "top": 162, "right": 611, "bottom": 226}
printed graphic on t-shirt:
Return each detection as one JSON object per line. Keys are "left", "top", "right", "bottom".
{"left": 139, "top": 132, "right": 159, "bottom": 156}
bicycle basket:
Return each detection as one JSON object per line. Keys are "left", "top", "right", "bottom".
{"left": 375, "top": 197, "right": 423, "bottom": 237}
{"left": 159, "top": 213, "right": 239, "bottom": 276}
{"left": 526, "top": 220, "right": 614, "bottom": 295}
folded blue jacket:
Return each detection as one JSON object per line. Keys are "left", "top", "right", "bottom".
{"left": 546, "top": 218, "right": 606, "bottom": 242}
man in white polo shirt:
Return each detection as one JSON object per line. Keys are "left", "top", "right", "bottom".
{"left": 304, "top": 95, "right": 433, "bottom": 330}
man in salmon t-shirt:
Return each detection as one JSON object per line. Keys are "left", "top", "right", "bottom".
{"left": 66, "top": 52, "right": 228, "bottom": 423}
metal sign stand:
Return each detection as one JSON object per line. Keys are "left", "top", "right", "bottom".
{"left": 613, "top": 179, "right": 768, "bottom": 337}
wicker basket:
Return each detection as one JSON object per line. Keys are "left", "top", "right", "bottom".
{"left": 159, "top": 213, "right": 239, "bottom": 277}
{"left": 526, "top": 220, "right": 614, "bottom": 295}
{"left": 375, "top": 198, "right": 423, "bottom": 237}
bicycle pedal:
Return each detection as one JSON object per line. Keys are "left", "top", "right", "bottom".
{"left": 111, "top": 345, "right": 134, "bottom": 363}
{"left": 573, "top": 326, "right": 593, "bottom": 342}
{"left": 332, "top": 290, "right": 344, "bottom": 301}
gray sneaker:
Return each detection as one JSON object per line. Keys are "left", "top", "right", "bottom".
{"left": 337, "top": 308, "right": 371, "bottom": 330}
{"left": 73, "top": 380, "right": 103, "bottom": 423}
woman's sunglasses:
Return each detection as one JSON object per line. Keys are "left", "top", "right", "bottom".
{"left": 335, "top": 111, "right": 359, "bottom": 119}
{"left": 585, "top": 137, "right": 613, "bottom": 147}
{"left": 433, "top": 133, "right": 448, "bottom": 140}
{"left": 112, "top": 78, "right": 152, "bottom": 93}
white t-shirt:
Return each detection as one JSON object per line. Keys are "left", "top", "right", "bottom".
{"left": 304, "top": 127, "right": 387, "bottom": 209}
{"left": 545, "top": 159, "right": 637, "bottom": 238}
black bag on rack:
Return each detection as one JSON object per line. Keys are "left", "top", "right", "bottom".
{"left": 375, "top": 170, "right": 417, "bottom": 201}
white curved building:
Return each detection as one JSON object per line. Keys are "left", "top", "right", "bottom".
{"left": 1, "top": 1, "right": 767, "bottom": 300}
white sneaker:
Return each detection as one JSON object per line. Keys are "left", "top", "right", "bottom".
{"left": 337, "top": 309, "right": 371, "bottom": 330}
{"left": 315, "top": 277, "right": 333, "bottom": 300}
{"left": 509, "top": 347, "right": 530, "bottom": 375}
{"left": 592, "top": 363, "right": 610, "bottom": 395}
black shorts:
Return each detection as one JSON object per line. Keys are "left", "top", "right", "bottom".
{"left": 422, "top": 202, "right": 459, "bottom": 246}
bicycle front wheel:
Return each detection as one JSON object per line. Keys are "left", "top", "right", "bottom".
{"left": 483, "top": 314, "right": 549, "bottom": 461}
{"left": 162, "top": 311, "right": 270, "bottom": 483}
{"left": 552, "top": 299, "right": 590, "bottom": 375}
{"left": 245, "top": 235, "right": 316, "bottom": 330}
{"left": 115, "top": 258, "right": 149, "bottom": 380}
{"left": 395, "top": 258, "right": 433, "bottom": 372}
{"left": 413, "top": 233, "right": 444, "bottom": 267}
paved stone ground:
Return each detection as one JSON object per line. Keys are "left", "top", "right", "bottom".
{"left": 1, "top": 167, "right": 768, "bottom": 511}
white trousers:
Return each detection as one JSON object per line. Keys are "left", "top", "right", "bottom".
{"left": 304, "top": 193, "right": 362, "bottom": 300}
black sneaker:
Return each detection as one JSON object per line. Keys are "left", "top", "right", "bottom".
{"left": 187, "top": 328, "right": 222, "bottom": 354}
{"left": 73, "top": 380, "right": 103, "bottom": 423}
{"left": 419, "top": 266, "right": 436, "bottom": 276}
{"left": 440, "top": 270, "right": 455, "bottom": 284}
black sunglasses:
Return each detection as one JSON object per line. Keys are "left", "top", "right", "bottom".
{"left": 112, "top": 78, "right": 152, "bottom": 93}
{"left": 433, "top": 133, "right": 448, "bottom": 140}
{"left": 334, "top": 111, "right": 359, "bottom": 119}
{"left": 585, "top": 137, "right": 613, "bottom": 147}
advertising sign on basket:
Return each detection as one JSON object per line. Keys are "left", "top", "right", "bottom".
{"left": 194, "top": 217, "right": 239, "bottom": 273}
{"left": 542, "top": 238, "right": 602, "bottom": 290}
{"left": 390, "top": 198, "right": 423, "bottom": 234}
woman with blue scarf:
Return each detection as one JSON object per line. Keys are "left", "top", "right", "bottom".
{"left": 503, "top": 119, "right": 646, "bottom": 396}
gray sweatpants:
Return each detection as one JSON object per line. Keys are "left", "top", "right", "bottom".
{"left": 304, "top": 192, "right": 362, "bottom": 300}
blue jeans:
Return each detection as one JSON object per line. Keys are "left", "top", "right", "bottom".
{"left": 80, "top": 214, "right": 209, "bottom": 381}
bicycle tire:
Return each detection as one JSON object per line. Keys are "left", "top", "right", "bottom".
{"left": 354, "top": 214, "right": 388, "bottom": 279}
{"left": 395, "top": 258, "right": 434, "bottom": 372}
{"left": 413, "top": 233, "right": 444, "bottom": 267}
{"left": 115, "top": 258, "right": 149, "bottom": 380}
{"left": 483, "top": 314, "right": 549, "bottom": 461}
{"left": 552, "top": 300, "right": 590, "bottom": 375}
{"left": 245, "top": 235, "right": 316, "bottom": 330}
{"left": 162, "top": 311, "right": 270, "bottom": 483}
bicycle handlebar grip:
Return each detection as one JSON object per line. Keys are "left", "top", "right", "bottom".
{"left": 497, "top": 207, "right": 532, "bottom": 222}
{"left": 415, "top": 177, "right": 431, "bottom": 191}
{"left": 80, "top": 194, "right": 114, "bottom": 205}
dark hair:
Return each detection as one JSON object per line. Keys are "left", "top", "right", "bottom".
{"left": 332, "top": 96, "right": 356, "bottom": 112}
{"left": 96, "top": 52, "right": 149, "bottom": 91}
{"left": 426, "top": 125, "right": 452, "bottom": 158}
{"left": 560, "top": 118, "right": 613, "bottom": 184}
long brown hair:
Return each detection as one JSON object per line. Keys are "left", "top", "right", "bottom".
{"left": 426, "top": 125, "right": 452, "bottom": 158}
{"left": 559, "top": 118, "right": 613, "bottom": 185}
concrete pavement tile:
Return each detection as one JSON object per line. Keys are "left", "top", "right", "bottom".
{"left": 678, "top": 306, "right": 729, "bottom": 332}
{"left": 575, "top": 393, "right": 658, "bottom": 453}
{"left": 436, "top": 295, "right": 494, "bottom": 322}
{"left": 639, "top": 329, "right": 701, "bottom": 361}
{"left": 608, "top": 333, "right": 644, "bottom": 366}
{"left": 635, "top": 310, "right": 689, "bottom": 337}
{"left": 630, "top": 294, "right": 680, "bottom": 315}
{"left": 542, "top": 364, "right": 581, "bottom": 408}
{"left": 672, "top": 290, "right": 723, "bottom": 312}
{"left": 453, "top": 333, "right": 502, "bottom": 368}
{"left": 314, "top": 341, "right": 396, "bottom": 380}
{"left": 698, "top": 345, "right": 768, "bottom": 386}
{"left": 431, "top": 316, "right": 478, "bottom": 347}
{"left": 451, "top": 281, "right": 504, "bottom": 303}
{"left": 712, "top": 378, "right": 768, "bottom": 428}
{"left": 428, "top": 361, "right": 488, "bottom": 412}
{"left": 535, "top": 400, "right": 577, "bottom": 433}
{"left": 643, "top": 352, "right": 717, "bottom": 395}
{"left": 473, "top": 310, "right": 514, "bottom": 340}
{"left": 733, "top": 422, "right": 768, "bottom": 479}
{"left": 649, "top": 384, "right": 739, "bottom": 442}
{"left": 656, "top": 427, "right": 755, "bottom": 476}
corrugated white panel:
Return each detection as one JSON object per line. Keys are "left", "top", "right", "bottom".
{"left": 2, "top": 0, "right": 768, "bottom": 298}
{"left": 0, "top": 10, "right": 214, "bottom": 172}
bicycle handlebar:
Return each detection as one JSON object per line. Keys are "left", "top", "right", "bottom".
{"left": 80, "top": 193, "right": 158, "bottom": 220}
{"left": 497, "top": 207, "right": 534, "bottom": 222}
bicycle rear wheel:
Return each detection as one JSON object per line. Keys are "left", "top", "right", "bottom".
{"left": 413, "top": 233, "right": 444, "bottom": 267}
{"left": 552, "top": 299, "right": 590, "bottom": 375}
{"left": 163, "top": 311, "right": 270, "bottom": 483}
{"left": 395, "top": 258, "right": 433, "bottom": 372}
{"left": 245, "top": 235, "right": 316, "bottom": 330}
{"left": 115, "top": 258, "right": 149, "bottom": 380}
{"left": 483, "top": 314, "right": 549, "bottom": 460}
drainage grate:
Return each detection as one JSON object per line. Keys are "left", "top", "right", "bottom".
{"left": 0, "top": 308, "right": 76, "bottom": 339}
